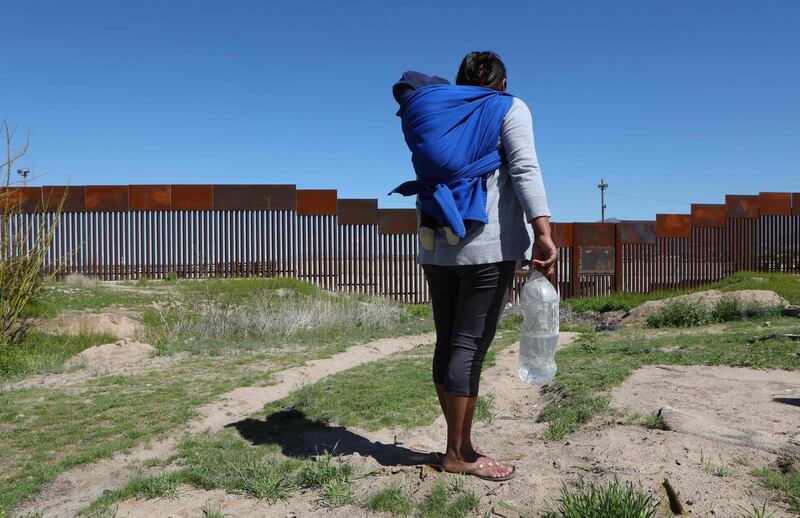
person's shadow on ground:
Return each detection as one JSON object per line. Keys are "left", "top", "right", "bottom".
{"left": 226, "top": 409, "right": 439, "bottom": 467}
{"left": 773, "top": 397, "right": 800, "bottom": 407}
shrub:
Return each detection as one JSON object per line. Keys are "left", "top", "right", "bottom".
{"left": 1, "top": 122, "right": 62, "bottom": 348}
{"left": 63, "top": 273, "right": 98, "bottom": 289}
{"left": 542, "top": 477, "right": 659, "bottom": 518}
{"left": 712, "top": 297, "right": 744, "bottom": 322}
{"left": 144, "top": 289, "right": 408, "bottom": 352}
{"left": 645, "top": 301, "right": 711, "bottom": 328}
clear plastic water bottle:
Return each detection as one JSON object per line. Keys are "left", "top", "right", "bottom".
{"left": 518, "top": 271, "right": 560, "bottom": 385}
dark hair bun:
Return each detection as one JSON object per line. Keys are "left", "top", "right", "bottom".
{"left": 456, "top": 51, "right": 507, "bottom": 90}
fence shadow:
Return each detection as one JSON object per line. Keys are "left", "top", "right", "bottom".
{"left": 226, "top": 409, "right": 439, "bottom": 467}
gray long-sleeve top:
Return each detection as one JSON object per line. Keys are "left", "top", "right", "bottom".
{"left": 417, "top": 97, "right": 551, "bottom": 266}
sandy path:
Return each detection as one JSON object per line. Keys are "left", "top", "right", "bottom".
{"left": 16, "top": 333, "right": 435, "bottom": 518}
{"left": 109, "top": 333, "right": 581, "bottom": 518}
{"left": 114, "top": 333, "right": 793, "bottom": 517}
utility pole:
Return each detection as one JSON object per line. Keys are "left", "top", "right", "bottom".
{"left": 597, "top": 178, "right": 608, "bottom": 222}
{"left": 17, "top": 168, "right": 30, "bottom": 187}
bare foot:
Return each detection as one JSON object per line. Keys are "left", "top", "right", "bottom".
{"left": 441, "top": 452, "right": 514, "bottom": 480}
{"left": 439, "top": 446, "right": 486, "bottom": 457}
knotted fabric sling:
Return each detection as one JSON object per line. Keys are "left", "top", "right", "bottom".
{"left": 390, "top": 83, "right": 514, "bottom": 238}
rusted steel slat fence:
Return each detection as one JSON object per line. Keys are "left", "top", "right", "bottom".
{"left": 2, "top": 185, "right": 799, "bottom": 302}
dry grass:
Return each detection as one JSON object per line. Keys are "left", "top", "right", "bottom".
{"left": 63, "top": 274, "right": 99, "bottom": 289}
{"left": 143, "top": 288, "right": 411, "bottom": 354}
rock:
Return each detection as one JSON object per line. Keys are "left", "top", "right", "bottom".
{"left": 658, "top": 406, "right": 800, "bottom": 456}
{"left": 595, "top": 310, "right": 627, "bottom": 331}
{"left": 604, "top": 309, "right": 627, "bottom": 322}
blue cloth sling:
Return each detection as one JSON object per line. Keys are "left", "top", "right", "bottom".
{"left": 390, "top": 82, "right": 514, "bottom": 238}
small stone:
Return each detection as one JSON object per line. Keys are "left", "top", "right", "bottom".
{"left": 686, "top": 499, "right": 694, "bottom": 505}
{"left": 553, "top": 460, "right": 562, "bottom": 469}
{"left": 676, "top": 460, "right": 681, "bottom": 465}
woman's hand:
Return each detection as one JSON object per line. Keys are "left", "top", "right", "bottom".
{"left": 530, "top": 216, "right": 557, "bottom": 277}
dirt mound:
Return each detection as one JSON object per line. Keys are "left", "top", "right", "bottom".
{"left": 40, "top": 310, "right": 140, "bottom": 339}
{"left": 64, "top": 339, "right": 156, "bottom": 370}
{"left": 621, "top": 289, "right": 788, "bottom": 326}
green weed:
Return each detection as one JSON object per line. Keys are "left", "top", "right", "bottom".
{"left": 645, "top": 301, "right": 711, "bottom": 328}
{"left": 712, "top": 297, "right": 744, "bottom": 322}
{"left": 622, "top": 411, "right": 667, "bottom": 430}
{"left": 700, "top": 450, "right": 730, "bottom": 477}
{"left": 419, "top": 479, "right": 480, "bottom": 518}
{"left": 752, "top": 465, "right": 800, "bottom": 513}
{"left": 363, "top": 485, "right": 415, "bottom": 516}
{"left": 233, "top": 458, "right": 298, "bottom": 502}
{"left": 474, "top": 394, "right": 495, "bottom": 424}
{"left": 542, "top": 477, "right": 659, "bottom": 518}
{"left": 296, "top": 451, "right": 353, "bottom": 489}
{"left": 737, "top": 500, "right": 777, "bottom": 518}
{"left": 318, "top": 477, "right": 355, "bottom": 508}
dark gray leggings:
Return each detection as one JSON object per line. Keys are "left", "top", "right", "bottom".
{"left": 422, "top": 261, "right": 516, "bottom": 397}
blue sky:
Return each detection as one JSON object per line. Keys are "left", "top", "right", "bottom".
{"left": 4, "top": 1, "right": 799, "bottom": 221}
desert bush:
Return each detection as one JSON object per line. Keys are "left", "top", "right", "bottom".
{"left": 645, "top": 301, "right": 711, "bottom": 328}
{"left": 542, "top": 477, "right": 659, "bottom": 518}
{"left": 646, "top": 296, "right": 781, "bottom": 328}
{"left": 711, "top": 297, "right": 744, "bottom": 322}
{"left": 63, "top": 273, "right": 98, "bottom": 289}
{"left": 144, "top": 288, "right": 408, "bottom": 351}
{"left": 0, "top": 121, "right": 62, "bottom": 348}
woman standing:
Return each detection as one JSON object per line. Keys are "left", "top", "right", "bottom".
{"left": 392, "top": 51, "right": 556, "bottom": 481}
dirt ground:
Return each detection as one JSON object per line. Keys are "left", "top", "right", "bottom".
{"left": 102, "top": 332, "right": 797, "bottom": 518}
{"left": 15, "top": 333, "right": 437, "bottom": 518}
